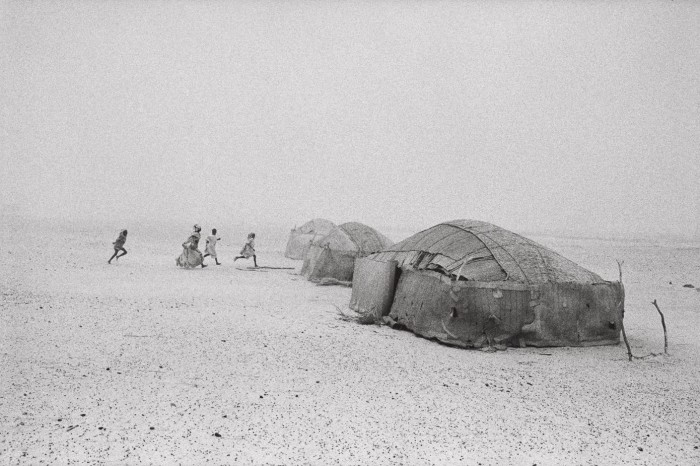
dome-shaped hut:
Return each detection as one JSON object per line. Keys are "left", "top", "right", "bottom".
{"left": 285, "top": 218, "right": 336, "bottom": 260}
{"left": 302, "top": 222, "right": 393, "bottom": 282}
{"left": 350, "top": 220, "right": 623, "bottom": 348}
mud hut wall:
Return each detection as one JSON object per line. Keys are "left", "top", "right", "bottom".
{"left": 388, "top": 270, "right": 533, "bottom": 348}
{"left": 314, "top": 249, "right": 357, "bottom": 282}
{"left": 285, "top": 232, "right": 314, "bottom": 260}
{"left": 301, "top": 244, "right": 324, "bottom": 278}
{"left": 284, "top": 232, "right": 300, "bottom": 259}
{"left": 578, "top": 282, "right": 623, "bottom": 342}
{"left": 520, "top": 282, "right": 622, "bottom": 347}
{"left": 304, "top": 247, "right": 358, "bottom": 282}
{"left": 349, "top": 258, "right": 398, "bottom": 318}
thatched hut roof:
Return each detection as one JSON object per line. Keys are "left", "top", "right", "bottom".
{"left": 369, "top": 219, "right": 603, "bottom": 284}
{"left": 294, "top": 218, "right": 336, "bottom": 235}
{"left": 317, "top": 222, "right": 393, "bottom": 255}
{"left": 285, "top": 218, "right": 336, "bottom": 260}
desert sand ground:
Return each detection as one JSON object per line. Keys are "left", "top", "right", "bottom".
{"left": 1, "top": 217, "right": 699, "bottom": 465}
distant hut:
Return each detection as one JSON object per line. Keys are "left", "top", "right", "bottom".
{"left": 301, "top": 222, "right": 393, "bottom": 282}
{"left": 350, "top": 220, "right": 623, "bottom": 348}
{"left": 284, "top": 218, "right": 336, "bottom": 260}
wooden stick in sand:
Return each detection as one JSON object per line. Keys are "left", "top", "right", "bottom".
{"left": 617, "top": 260, "right": 668, "bottom": 360}
{"left": 651, "top": 299, "right": 668, "bottom": 355}
{"left": 616, "top": 260, "right": 634, "bottom": 361}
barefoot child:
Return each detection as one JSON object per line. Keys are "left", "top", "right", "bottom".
{"left": 108, "top": 229, "right": 128, "bottom": 264}
{"left": 203, "top": 228, "right": 221, "bottom": 265}
{"left": 234, "top": 233, "right": 257, "bottom": 267}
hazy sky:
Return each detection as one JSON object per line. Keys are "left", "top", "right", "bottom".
{"left": 2, "top": 1, "right": 699, "bottom": 239}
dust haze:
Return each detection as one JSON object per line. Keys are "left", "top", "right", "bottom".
{"left": 2, "top": 1, "right": 699, "bottom": 240}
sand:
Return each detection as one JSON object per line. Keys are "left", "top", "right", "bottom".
{"left": 1, "top": 218, "right": 699, "bottom": 465}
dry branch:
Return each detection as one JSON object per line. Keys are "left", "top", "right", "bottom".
{"left": 616, "top": 260, "right": 665, "bottom": 360}
{"left": 620, "top": 323, "right": 634, "bottom": 362}
{"left": 616, "top": 260, "right": 634, "bottom": 361}
{"left": 333, "top": 304, "right": 380, "bottom": 325}
{"left": 652, "top": 299, "right": 668, "bottom": 355}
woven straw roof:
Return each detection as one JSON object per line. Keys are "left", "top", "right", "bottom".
{"left": 294, "top": 218, "right": 336, "bottom": 235}
{"left": 369, "top": 219, "right": 604, "bottom": 284}
{"left": 318, "top": 222, "right": 393, "bottom": 255}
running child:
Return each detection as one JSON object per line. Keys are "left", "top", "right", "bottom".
{"left": 108, "top": 229, "right": 128, "bottom": 264}
{"left": 234, "top": 232, "right": 257, "bottom": 267}
{"left": 203, "top": 228, "right": 222, "bottom": 265}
